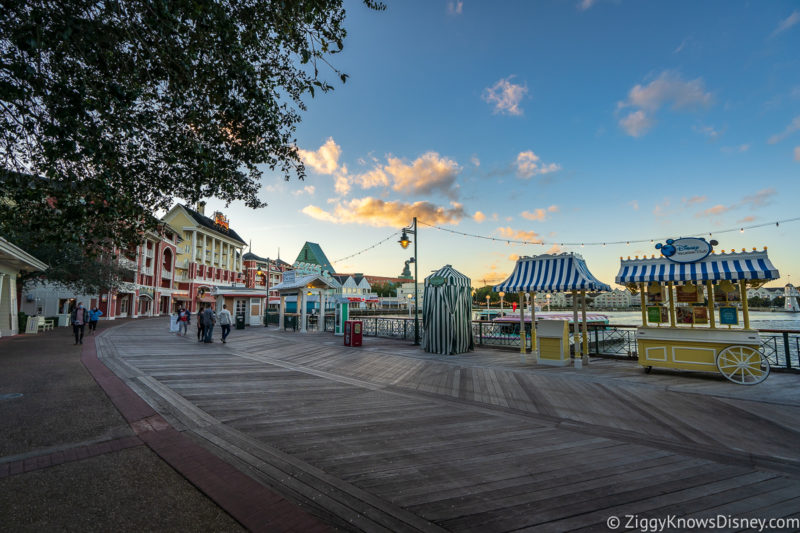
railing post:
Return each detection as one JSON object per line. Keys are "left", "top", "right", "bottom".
{"left": 783, "top": 332, "right": 792, "bottom": 369}
{"left": 404, "top": 319, "right": 407, "bottom": 340}
{"left": 594, "top": 326, "right": 600, "bottom": 355}
{"left": 479, "top": 322, "right": 483, "bottom": 346}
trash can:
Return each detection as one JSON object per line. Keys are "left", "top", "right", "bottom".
{"left": 344, "top": 320, "right": 363, "bottom": 347}
{"left": 235, "top": 314, "right": 246, "bottom": 330}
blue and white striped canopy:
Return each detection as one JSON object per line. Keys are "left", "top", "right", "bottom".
{"left": 494, "top": 253, "right": 611, "bottom": 293}
{"left": 615, "top": 250, "right": 779, "bottom": 284}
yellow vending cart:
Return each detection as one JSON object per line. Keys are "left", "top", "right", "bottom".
{"left": 494, "top": 252, "right": 611, "bottom": 367}
{"left": 615, "top": 238, "right": 780, "bottom": 385}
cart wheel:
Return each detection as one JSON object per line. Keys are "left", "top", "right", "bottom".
{"left": 644, "top": 366, "right": 652, "bottom": 374}
{"left": 716, "top": 345, "right": 770, "bottom": 385}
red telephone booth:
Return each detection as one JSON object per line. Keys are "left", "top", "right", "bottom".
{"left": 344, "top": 320, "right": 363, "bottom": 347}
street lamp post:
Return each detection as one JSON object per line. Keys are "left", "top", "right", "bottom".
{"left": 399, "top": 217, "right": 419, "bottom": 345}
{"left": 485, "top": 295, "right": 490, "bottom": 317}
{"left": 407, "top": 293, "right": 413, "bottom": 318}
{"left": 499, "top": 291, "right": 505, "bottom": 317}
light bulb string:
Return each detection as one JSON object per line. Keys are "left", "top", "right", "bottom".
{"left": 417, "top": 216, "right": 800, "bottom": 247}
{"left": 331, "top": 231, "right": 400, "bottom": 264}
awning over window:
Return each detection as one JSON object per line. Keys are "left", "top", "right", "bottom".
{"left": 616, "top": 250, "right": 779, "bottom": 284}
{"left": 494, "top": 253, "right": 611, "bottom": 293}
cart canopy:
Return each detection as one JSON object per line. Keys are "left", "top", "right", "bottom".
{"left": 422, "top": 265, "right": 474, "bottom": 355}
{"left": 616, "top": 250, "right": 779, "bottom": 284}
{"left": 494, "top": 253, "right": 611, "bottom": 293}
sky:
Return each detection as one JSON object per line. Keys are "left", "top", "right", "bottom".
{"left": 198, "top": 0, "right": 800, "bottom": 289}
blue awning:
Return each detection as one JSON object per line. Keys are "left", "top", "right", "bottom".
{"left": 616, "top": 250, "right": 779, "bottom": 284}
{"left": 494, "top": 253, "right": 611, "bottom": 293}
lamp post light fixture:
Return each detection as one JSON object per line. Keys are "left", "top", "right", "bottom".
{"left": 499, "top": 291, "right": 505, "bottom": 317}
{"left": 485, "top": 294, "right": 490, "bottom": 317}
{"left": 407, "top": 293, "right": 413, "bottom": 318}
{"left": 398, "top": 217, "right": 419, "bottom": 345}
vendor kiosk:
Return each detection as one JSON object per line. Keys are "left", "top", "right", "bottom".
{"left": 616, "top": 239, "right": 779, "bottom": 385}
{"left": 494, "top": 253, "right": 611, "bottom": 367}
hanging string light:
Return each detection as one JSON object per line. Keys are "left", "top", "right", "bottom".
{"left": 416, "top": 215, "right": 800, "bottom": 247}
{"left": 331, "top": 231, "right": 400, "bottom": 264}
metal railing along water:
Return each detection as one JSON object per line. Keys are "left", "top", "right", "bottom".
{"left": 313, "top": 316, "right": 799, "bottom": 370}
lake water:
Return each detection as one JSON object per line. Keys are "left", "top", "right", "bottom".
{"left": 601, "top": 310, "right": 800, "bottom": 331}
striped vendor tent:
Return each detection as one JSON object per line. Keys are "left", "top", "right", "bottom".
{"left": 616, "top": 250, "right": 779, "bottom": 284}
{"left": 494, "top": 253, "right": 611, "bottom": 293}
{"left": 422, "top": 265, "right": 474, "bottom": 355}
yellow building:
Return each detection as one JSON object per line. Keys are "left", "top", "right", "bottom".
{"left": 161, "top": 202, "right": 249, "bottom": 312}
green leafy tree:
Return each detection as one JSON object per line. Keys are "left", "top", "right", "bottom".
{"left": 17, "top": 235, "right": 136, "bottom": 294}
{"left": 1, "top": 0, "right": 384, "bottom": 252}
{"left": 372, "top": 281, "right": 397, "bottom": 297}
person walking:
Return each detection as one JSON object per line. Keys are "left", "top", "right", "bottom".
{"left": 71, "top": 302, "right": 89, "bottom": 345}
{"left": 202, "top": 305, "right": 216, "bottom": 343}
{"left": 88, "top": 306, "right": 103, "bottom": 335}
{"left": 197, "top": 305, "right": 205, "bottom": 342}
{"left": 177, "top": 306, "right": 190, "bottom": 336}
{"left": 218, "top": 304, "right": 232, "bottom": 343}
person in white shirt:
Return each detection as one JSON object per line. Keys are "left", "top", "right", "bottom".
{"left": 218, "top": 304, "right": 233, "bottom": 343}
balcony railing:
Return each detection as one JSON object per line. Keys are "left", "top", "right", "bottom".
{"left": 141, "top": 266, "right": 154, "bottom": 276}
{"left": 161, "top": 269, "right": 173, "bottom": 280}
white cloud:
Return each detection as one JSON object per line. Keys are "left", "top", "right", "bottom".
{"left": 301, "top": 198, "right": 466, "bottom": 227}
{"left": 577, "top": 0, "right": 595, "bottom": 10}
{"left": 447, "top": 1, "right": 463, "bottom": 15}
{"left": 520, "top": 205, "right": 559, "bottom": 221}
{"left": 768, "top": 116, "right": 800, "bottom": 144}
{"left": 298, "top": 137, "right": 341, "bottom": 175}
{"left": 470, "top": 155, "right": 480, "bottom": 167}
{"left": 618, "top": 71, "right": 713, "bottom": 137}
{"left": 694, "top": 124, "right": 722, "bottom": 140}
{"left": 771, "top": 10, "right": 800, "bottom": 37}
{"left": 292, "top": 185, "right": 315, "bottom": 196}
{"left": 629, "top": 200, "right": 639, "bottom": 211}
{"left": 795, "top": 146, "right": 800, "bottom": 161}
{"left": 653, "top": 198, "right": 670, "bottom": 217}
{"left": 694, "top": 188, "right": 776, "bottom": 218}
{"left": 385, "top": 152, "right": 461, "bottom": 198}
{"left": 682, "top": 195, "right": 707, "bottom": 206}
{"left": 496, "top": 226, "right": 542, "bottom": 244}
{"left": 473, "top": 211, "right": 486, "bottom": 223}
{"left": 696, "top": 204, "right": 732, "bottom": 217}
{"left": 354, "top": 168, "right": 389, "bottom": 189}
{"left": 721, "top": 144, "right": 750, "bottom": 154}
{"left": 619, "top": 110, "right": 654, "bottom": 137}
{"left": 625, "top": 72, "right": 712, "bottom": 111}
{"left": 482, "top": 76, "right": 528, "bottom": 116}
{"left": 741, "top": 188, "right": 776, "bottom": 208}
{"left": 515, "top": 151, "right": 561, "bottom": 179}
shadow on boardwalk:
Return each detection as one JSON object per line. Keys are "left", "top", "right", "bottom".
{"left": 98, "top": 318, "right": 800, "bottom": 532}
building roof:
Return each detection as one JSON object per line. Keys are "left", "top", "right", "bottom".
{"left": 0, "top": 236, "right": 48, "bottom": 272}
{"left": 616, "top": 250, "right": 779, "bottom": 284}
{"left": 294, "top": 242, "right": 334, "bottom": 273}
{"left": 180, "top": 204, "right": 247, "bottom": 245}
{"left": 243, "top": 251, "right": 292, "bottom": 268}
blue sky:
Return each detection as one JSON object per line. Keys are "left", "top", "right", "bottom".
{"left": 199, "top": 0, "right": 800, "bottom": 288}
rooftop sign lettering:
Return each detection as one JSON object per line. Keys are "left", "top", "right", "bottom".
{"left": 655, "top": 237, "right": 715, "bottom": 263}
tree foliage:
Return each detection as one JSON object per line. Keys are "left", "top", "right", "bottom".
{"left": 371, "top": 281, "right": 396, "bottom": 297}
{"left": 0, "top": 0, "right": 384, "bottom": 252}
{"left": 17, "top": 232, "right": 136, "bottom": 294}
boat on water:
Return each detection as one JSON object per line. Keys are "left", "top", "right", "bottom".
{"left": 482, "top": 311, "right": 610, "bottom": 326}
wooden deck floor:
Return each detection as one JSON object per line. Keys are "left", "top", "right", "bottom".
{"left": 97, "top": 320, "right": 800, "bottom": 532}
